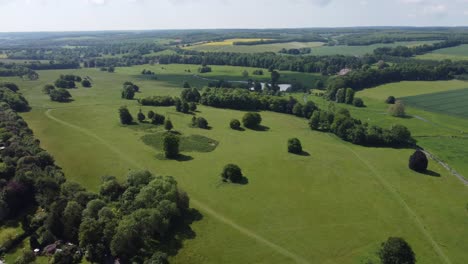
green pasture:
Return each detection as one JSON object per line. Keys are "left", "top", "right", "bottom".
{"left": 0, "top": 66, "right": 467, "bottom": 264}
{"left": 416, "top": 44, "right": 468, "bottom": 61}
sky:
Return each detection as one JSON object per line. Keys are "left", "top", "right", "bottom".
{"left": 0, "top": 0, "right": 468, "bottom": 32}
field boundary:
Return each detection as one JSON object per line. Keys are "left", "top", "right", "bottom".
{"left": 45, "top": 108, "right": 310, "bottom": 264}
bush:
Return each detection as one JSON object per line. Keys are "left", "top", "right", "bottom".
{"left": 50, "top": 88, "right": 72, "bottom": 102}
{"left": 163, "top": 133, "right": 179, "bottom": 159}
{"left": 182, "top": 81, "right": 191, "bottom": 88}
{"left": 137, "top": 110, "right": 145, "bottom": 122}
{"left": 82, "top": 79, "right": 92, "bottom": 88}
{"left": 164, "top": 120, "right": 173, "bottom": 131}
{"left": 409, "top": 150, "right": 428, "bottom": 172}
{"left": 242, "top": 112, "right": 262, "bottom": 129}
{"left": 118, "top": 106, "right": 133, "bottom": 125}
{"left": 230, "top": 119, "right": 241, "bottom": 130}
{"left": 388, "top": 100, "right": 406, "bottom": 117}
{"left": 151, "top": 113, "right": 165, "bottom": 125}
{"left": 287, "top": 138, "right": 303, "bottom": 154}
{"left": 42, "top": 84, "right": 55, "bottom": 94}
{"left": 139, "top": 96, "right": 175, "bottom": 106}
{"left": 195, "top": 117, "right": 208, "bottom": 129}
{"left": 379, "top": 237, "right": 415, "bottom": 264}
{"left": 353, "top": 98, "right": 365, "bottom": 107}
{"left": 386, "top": 96, "right": 396, "bottom": 104}
{"left": 121, "top": 85, "right": 135, "bottom": 100}
{"left": 221, "top": 164, "right": 243, "bottom": 183}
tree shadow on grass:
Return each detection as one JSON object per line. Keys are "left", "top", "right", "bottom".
{"left": 249, "top": 125, "right": 270, "bottom": 132}
{"left": 162, "top": 208, "right": 203, "bottom": 257}
{"left": 156, "top": 153, "right": 193, "bottom": 162}
{"left": 298, "top": 151, "right": 310, "bottom": 156}
{"left": 233, "top": 127, "right": 245, "bottom": 131}
{"left": 422, "top": 170, "right": 441, "bottom": 177}
{"left": 222, "top": 176, "right": 249, "bottom": 185}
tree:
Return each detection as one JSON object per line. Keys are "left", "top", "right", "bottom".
{"left": 221, "top": 164, "right": 243, "bottom": 183}
{"left": 315, "top": 80, "right": 324, "bottom": 89}
{"left": 62, "top": 201, "right": 84, "bottom": 242}
{"left": 388, "top": 100, "right": 406, "bottom": 117}
{"left": 196, "top": 117, "right": 208, "bottom": 129}
{"left": 242, "top": 112, "right": 262, "bottom": 129}
{"left": 345, "top": 88, "right": 355, "bottom": 104}
{"left": 189, "top": 102, "right": 197, "bottom": 112}
{"left": 50, "top": 88, "right": 72, "bottom": 102}
{"left": 309, "top": 111, "right": 320, "bottom": 130}
{"left": 242, "top": 70, "right": 249, "bottom": 78}
{"left": 379, "top": 237, "right": 415, "bottom": 264}
{"left": 147, "top": 110, "right": 155, "bottom": 120}
{"left": 181, "top": 101, "right": 190, "bottom": 113}
{"left": 253, "top": 81, "right": 262, "bottom": 92}
{"left": 182, "top": 81, "right": 191, "bottom": 88}
{"left": 151, "top": 113, "right": 165, "bottom": 125}
{"left": 409, "top": 150, "right": 428, "bottom": 172}
{"left": 137, "top": 110, "right": 145, "bottom": 122}
{"left": 335, "top": 88, "right": 346, "bottom": 103}
{"left": 164, "top": 119, "right": 173, "bottom": 131}
{"left": 230, "top": 119, "right": 241, "bottom": 130}
{"left": 118, "top": 106, "right": 133, "bottom": 125}
{"left": 386, "top": 96, "right": 396, "bottom": 104}
{"left": 121, "top": 85, "right": 135, "bottom": 100}
{"left": 82, "top": 79, "right": 92, "bottom": 88}
{"left": 163, "top": 133, "right": 180, "bottom": 159}
{"left": 271, "top": 70, "right": 280, "bottom": 84}
{"left": 292, "top": 103, "right": 304, "bottom": 117}
{"left": 287, "top": 138, "right": 303, "bottom": 154}
{"left": 42, "top": 84, "right": 55, "bottom": 94}
{"left": 353, "top": 98, "right": 365, "bottom": 107}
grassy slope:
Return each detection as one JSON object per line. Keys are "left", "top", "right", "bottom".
{"left": 186, "top": 41, "right": 324, "bottom": 53}
{"left": 1, "top": 67, "right": 467, "bottom": 264}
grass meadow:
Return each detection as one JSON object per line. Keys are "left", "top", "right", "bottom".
{"left": 0, "top": 66, "right": 467, "bottom": 264}
{"left": 416, "top": 44, "right": 468, "bottom": 61}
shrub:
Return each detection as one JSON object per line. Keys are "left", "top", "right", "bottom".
{"left": 147, "top": 110, "right": 155, "bottom": 119}
{"left": 196, "top": 117, "right": 208, "bottom": 129}
{"left": 139, "top": 96, "right": 175, "bottom": 106}
{"left": 137, "top": 110, "right": 145, "bottom": 122}
{"left": 409, "top": 150, "right": 428, "bottom": 172}
{"left": 388, "top": 100, "right": 406, "bottom": 117}
{"left": 182, "top": 81, "right": 191, "bottom": 88}
{"left": 230, "top": 119, "right": 241, "bottom": 130}
{"left": 353, "top": 97, "right": 365, "bottom": 107}
{"left": 118, "top": 106, "right": 133, "bottom": 125}
{"left": 164, "top": 120, "right": 173, "bottom": 131}
{"left": 242, "top": 112, "right": 262, "bottom": 129}
{"left": 163, "top": 133, "right": 179, "bottom": 159}
{"left": 221, "top": 164, "right": 243, "bottom": 183}
{"left": 42, "top": 84, "right": 55, "bottom": 94}
{"left": 151, "top": 113, "right": 165, "bottom": 125}
{"left": 386, "top": 96, "right": 396, "bottom": 104}
{"left": 82, "top": 79, "right": 92, "bottom": 88}
{"left": 50, "top": 88, "right": 72, "bottom": 102}
{"left": 121, "top": 85, "right": 135, "bottom": 100}
{"left": 379, "top": 237, "right": 415, "bottom": 264}
{"left": 287, "top": 138, "right": 303, "bottom": 154}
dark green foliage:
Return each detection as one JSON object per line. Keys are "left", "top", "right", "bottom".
{"left": 242, "top": 112, "right": 262, "bottom": 129}
{"left": 409, "top": 150, "right": 428, "bottom": 172}
{"left": 386, "top": 96, "right": 396, "bottom": 104}
{"left": 118, "top": 106, "right": 133, "bottom": 125}
{"left": 182, "top": 81, "right": 191, "bottom": 88}
{"left": 192, "top": 117, "right": 208, "bottom": 129}
{"left": 230, "top": 119, "right": 241, "bottom": 130}
{"left": 123, "top": 81, "right": 139, "bottom": 92}
{"left": 42, "top": 84, "right": 55, "bottom": 94}
{"left": 151, "top": 113, "right": 165, "bottom": 125}
{"left": 253, "top": 69, "right": 263, "bottom": 75}
{"left": 163, "top": 133, "right": 180, "bottom": 159}
{"left": 0, "top": 82, "right": 19, "bottom": 92}
{"left": 14, "top": 250, "right": 36, "bottom": 264}
{"left": 345, "top": 88, "right": 355, "bottom": 104}
{"left": 353, "top": 97, "right": 365, "bottom": 107}
{"left": 335, "top": 88, "right": 346, "bottom": 103}
{"left": 137, "top": 110, "right": 145, "bottom": 122}
{"left": 379, "top": 237, "right": 416, "bottom": 264}
{"left": 198, "top": 65, "right": 212, "bottom": 73}
{"left": 181, "top": 88, "right": 201, "bottom": 102}
{"left": 50, "top": 88, "right": 72, "bottom": 102}
{"left": 147, "top": 110, "right": 155, "bottom": 119}
{"left": 221, "top": 164, "right": 243, "bottom": 183}
{"left": 139, "top": 96, "right": 175, "bottom": 106}
{"left": 81, "top": 79, "right": 92, "bottom": 88}
{"left": 142, "top": 133, "right": 218, "bottom": 153}
{"left": 389, "top": 100, "right": 406, "bottom": 117}
{"left": 181, "top": 101, "right": 190, "bottom": 113}
{"left": 189, "top": 102, "right": 197, "bottom": 112}
{"left": 121, "top": 85, "right": 135, "bottom": 100}
{"left": 164, "top": 119, "right": 173, "bottom": 131}
{"left": 0, "top": 87, "right": 30, "bottom": 111}
{"left": 288, "top": 138, "right": 303, "bottom": 154}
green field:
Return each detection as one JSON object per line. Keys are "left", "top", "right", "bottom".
{"left": 416, "top": 44, "right": 468, "bottom": 61}
{"left": 401, "top": 88, "right": 468, "bottom": 119}
{"left": 186, "top": 41, "right": 438, "bottom": 56}
{"left": 1, "top": 66, "right": 467, "bottom": 264}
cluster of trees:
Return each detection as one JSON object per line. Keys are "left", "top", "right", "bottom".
{"left": 0, "top": 84, "right": 29, "bottom": 111}
{"left": 141, "top": 69, "right": 156, "bottom": 76}
{"left": 221, "top": 164, "right": 244, "bottom": 183}
{"left": 54, "top": 75, "right": 82, "bottom": 89}
{"left": 147, "top": 110, "right": 166, "bottom": 125}
{"left": 121, "top": 82, "right": 140, "bottom": 100}
{"left": 252, "top": 69, "right": 264, "bottom": 75}
{"left": 334, "top": 87, "right": 364, "bottom": 107}
{"left": 287, "top": 138, "right": 303, "bottom": 154}
{"left": 191, "top": 116, "right": 209, "bottom": 129}
{"left": 232, "top": 35, "right": 325, "bottom": 46}
{"left": 139, "top": 96, "right": 175, "bottom": 106}
{"left": 310, "top": 108, "right": 414, "bottom": 147}
{"left": 0, "top": 63, "right": 39, "bottom": 79}
{"left": 175, "top": 99, "right": 197, "bottom": 114}
{"left": 198, "top": 65, "right": 212, "bottom": 73}
{"left": 181, "top": 88, "right": 201, "bottom": 102}
{"left": 242, "top": 112, "right": 262, "bottom": 129}
{"left": 50, "top": 88, "right": 72, "bottom": 103}
{"left": 279, "top": 48, "right": 311, "bottom": 55}
{"left": 374, "top": 40, "right": 462, "bottom": 58}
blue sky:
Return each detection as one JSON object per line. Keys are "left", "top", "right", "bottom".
{"left": 0, "top": 0, "right": 468, "bottom": 32}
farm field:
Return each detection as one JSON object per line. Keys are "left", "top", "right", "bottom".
{"left": 401, "top": 88, "right": 468, "bottom": 119}
{"left": 186, "top": 40, "right": 438, "bottom": 55}
{"left": 2, "top": 66, "right": 467, "bottom": 263}
{"left": 416, "top": 44, "right": 468, "bottom": 61}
